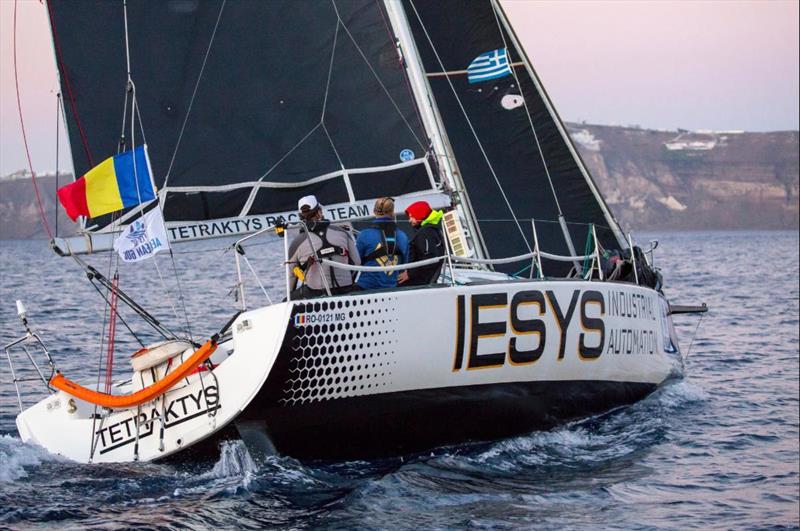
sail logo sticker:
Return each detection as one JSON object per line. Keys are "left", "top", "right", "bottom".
{"left": 501, "top": 94, "right": 524, "bottom": 110}
{"left": 399, "top": 149, "right": 415, "bottom": 162}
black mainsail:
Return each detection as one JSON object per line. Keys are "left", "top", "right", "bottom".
{"left": 402, "top": 0, "right": 626, "bottom": 274}
{"left": 48, "top": 0, "right": 440, "bottom": 235}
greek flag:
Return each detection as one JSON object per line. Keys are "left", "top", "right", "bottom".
{"left": 467, "top": 48, "right": 511, "bottom": 84}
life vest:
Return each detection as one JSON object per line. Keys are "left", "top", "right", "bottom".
{"left": 297, "top": 221, "right": 353, "bottom": 287}
{"left": 362, "top": 221, "right": 400, "bottom": 275}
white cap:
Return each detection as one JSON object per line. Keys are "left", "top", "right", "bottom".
{"left": 298, "top": 195, "right": 318, "bottom": 212}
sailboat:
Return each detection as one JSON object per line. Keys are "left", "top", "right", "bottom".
{"left": 5, "top": 0, "right": 705, "bottom": 463}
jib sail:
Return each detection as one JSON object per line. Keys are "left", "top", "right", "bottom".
{"left": 401, "top": 0, "right": 626, "bottom": 274}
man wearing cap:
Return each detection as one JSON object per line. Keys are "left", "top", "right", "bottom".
{"left": 398, "top": 200, "right": 445, "bottom": 287}
{"left": 355, "top": 197, "right": 409, "bottom": 291}
{"left": 287, "top": 195, "right": 360, "bottom": 299}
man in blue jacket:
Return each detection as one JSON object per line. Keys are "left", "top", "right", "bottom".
{"left": 356, "top": 197, "right": 409, "bottom": 290}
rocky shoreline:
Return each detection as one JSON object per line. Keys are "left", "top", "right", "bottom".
{"left": 2, "top": 124, "right": 797, "bottom": 239}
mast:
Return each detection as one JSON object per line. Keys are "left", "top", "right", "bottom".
{"left": 492, "top": 0, "right": 628, "bottom": 249}
{"left": 43, "top": 0, "right": 80, "bottom": 235}
{"left": 383, "top": 0, "right": 488, "bottom": 259}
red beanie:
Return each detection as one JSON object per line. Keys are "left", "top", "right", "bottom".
{"left": 405, "top": 201, "right": 432, "bottom": 221}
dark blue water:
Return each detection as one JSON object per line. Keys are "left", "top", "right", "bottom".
{"left": 1, "top": 231, "right": 798, "bottom": 529}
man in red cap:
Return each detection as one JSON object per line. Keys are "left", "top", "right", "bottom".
{"left": 398, "top": 200, "right": 445, "bottom": 286}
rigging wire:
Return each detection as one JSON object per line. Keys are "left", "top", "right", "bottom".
{"left": 163, "top": 0, "right": 227, "bottom": 190}
{"left": 318, "top": 20, "right": 348, "bottom": 172}
{"left": 54, "top": 94, "right": 62, "bottom": 237}
{"left": 406, "top": 0, "right": 530, "bottom": 251}
{"left": 488, "top": 0, "right": 564, "bottom": 216}
{"left": 13, "top": 0, "right": 53, "bottom": 240}
{"left": 121, "top": 0, "right": 193, "bottom": 340}
{"left": 167, "top": 249, "right": 194, "bottom": 341}
{"left": 104, "top": 272, "right": 120, "bottom": 394}
{"left": 330, "top": 0, "right": 426, "bottom": 151}
{"left": 83, "top": 274, "right": 146, "bottom": 348}
{"left": 683, "top": 314, "right": 705, "bottom": 361}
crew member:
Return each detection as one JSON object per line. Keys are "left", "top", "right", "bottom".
{"left": 288, "top": 195, "right": 360, "bottom": 299}
{"left": 398, "top": 200, "right": 444, "bottom": 286}
{"left": 356, "top": 197, "right": 409, "bottom": 290}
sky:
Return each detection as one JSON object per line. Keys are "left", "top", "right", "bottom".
{"left": 0, "top": 0, "right": 798, "bottom": 175}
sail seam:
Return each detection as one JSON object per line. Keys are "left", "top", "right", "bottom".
{"left": 407, "top": 0, "right": 531, "bottom": 252}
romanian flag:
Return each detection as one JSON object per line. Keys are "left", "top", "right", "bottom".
{"left": 57, "top": 145, "right": 156, "bottom": 221}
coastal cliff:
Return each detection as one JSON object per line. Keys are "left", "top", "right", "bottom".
{"left": 569, "top": 124, "right": 799, "bottom": 230}
{"left": 1, "top": 124, "right": 797, "bottom": 239}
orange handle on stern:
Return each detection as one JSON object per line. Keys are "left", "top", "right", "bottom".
{"left": 50, "top": 339, "right": 218, "bottom": 409}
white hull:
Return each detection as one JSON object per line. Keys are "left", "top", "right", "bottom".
{"left": 17, "top": 278, "right": 681, "bottom": 463}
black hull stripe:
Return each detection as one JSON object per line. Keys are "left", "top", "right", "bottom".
{"left": 239, "top": 379, "right": 657, "bottom": 460}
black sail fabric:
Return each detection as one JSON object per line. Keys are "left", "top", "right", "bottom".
{"left": 403, "top": 0, "right": 624, "bottom": 275}
{"left": 48, "top": 0, "right": 432, "bottom": 226}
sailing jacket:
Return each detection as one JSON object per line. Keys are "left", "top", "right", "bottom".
{"left": 288, "top": 221, "right": 360, "bottom": 291}
{"left": 404, "top": 210, "right": 445, "bottom": 286}
{"left": 355, "top": 217, "right": 409, "bottom": 290}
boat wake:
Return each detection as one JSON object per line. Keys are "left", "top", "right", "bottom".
{"left": 0, "top": 434, "right": 62, "bottom": 482}
{"left": 0, "top": 379, "right": 710, "bottom": 527}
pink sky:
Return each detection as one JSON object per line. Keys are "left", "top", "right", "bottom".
{"left": 1, "top": 0, "right": 798, "bottom": 175}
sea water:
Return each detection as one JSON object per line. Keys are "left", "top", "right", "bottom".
{"left": 1, "top": 231, "right": 797, "bottom": 529}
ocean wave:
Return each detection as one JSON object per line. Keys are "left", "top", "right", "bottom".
{"left": 0, "top": 435, "right": 60, "bottom": 483}
{"left": 655, "top": 380, "right": 708, "bottom": 409}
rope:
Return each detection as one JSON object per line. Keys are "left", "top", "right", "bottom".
{"left": 13, "top": 0, "right": 53, "bottom": 239}
{"left": 242, "top": 254, "right": 273, "bottom": 305}
{"left": 539, "top": 250, "right": 596, "bottom": 262}
{"left": 319, "top": 23, "right": 348, "bottom": 172}
{"left": 256, "top": 124, "right": 321, "bottom": 182}
{"left": 407, "top": 0, "right": 530, "bottom": 252}
{"left": 104, "top": 273, "right": 120, "bottom": 394}
{"left": 511, "top": 263, "right": 532, "bottom": 278}
{"left": 163, "top": 0, "right": 226, "bottom": 189}
{"left": 121, "top": 0, "right": 192, "bottom": 342}
{"left": 320, "top": 255, "right": 444, "bottom": 273}
{"left": 581, "top": 224, "right": 594, "bottom": 277}
{"left": 684, "top": 314, "right": 705, "bottom": 361}
{"left": 152, "top": 257, "right": 184, "bottom": 334}
{"left": 168, "top": 249, "right": 194, "bottom": 341}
